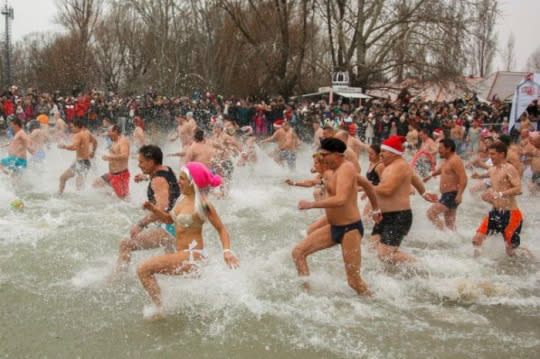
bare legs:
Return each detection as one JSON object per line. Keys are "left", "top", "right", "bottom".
{"left": 59, "top": 168, "right": 86, "bottom": 194}
{"left": 373, "top": 235, "right": 416, "bottom": 264}
{"left": 292, "top": 224, "right": 370, "bottom": 295}
{"left": 116, "top": 228, "right": 175, "bottom": 273}
{"left": 427, "top": 203, "right": 456, "bottom": 231}
{"left": 137, "top": 250, "right": 200, "bottom": 310}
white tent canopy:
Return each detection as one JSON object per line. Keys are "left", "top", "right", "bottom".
{"left": 508, "top": 73, "right": 540, "bottom": 130}
{"left": 475, "top": 71, "right": 529, "bottom": 102}
{"left": 295, "top": 86, "right": 371, "bottom": 100}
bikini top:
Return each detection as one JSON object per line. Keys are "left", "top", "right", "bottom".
{"left": 169, "top": 196, "right": 204, "bottom": 229}
{"left": 366, "top": 162, "right": 381, "bottom": 186}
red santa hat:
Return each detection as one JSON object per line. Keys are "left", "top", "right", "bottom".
{"left": 381, "top": 136, "right": 406, "bottom": 155}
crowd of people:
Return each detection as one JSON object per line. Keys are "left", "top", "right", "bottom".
{"left": 1, "top": 85, "right": 538, "bottom": 319}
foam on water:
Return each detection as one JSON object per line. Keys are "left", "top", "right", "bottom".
{"left": 1, "top": 137, "right": 539, "bottom": 358}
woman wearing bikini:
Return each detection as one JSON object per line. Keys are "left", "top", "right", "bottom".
{"left": 138, "top": 162, "right": 239, "bottom": 317}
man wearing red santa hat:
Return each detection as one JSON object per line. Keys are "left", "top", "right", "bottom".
{"left": 372, "top": 136, "right": 437, "bottom": 264}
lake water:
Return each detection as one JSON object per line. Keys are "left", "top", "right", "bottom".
{"left": 1, "top": 137, "right": 539, "bottom": 358}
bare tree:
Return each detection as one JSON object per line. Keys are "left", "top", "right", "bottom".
{"left": 469, "top": 0, "right": 498, "bottom": 77}
{"left": 500, "top": 32, "right": 516, "bottom": 72}
{"left": 313, "top": 0, "right": 475, "bottom": 90}
{"left": 526, "top": 45, "right": 540, "bottom": 72}
{"left": 55, "top": 0, "right": 104, "bottom": 90}
{"left": 218, "top": 0, "right": 313, "bottom": 97}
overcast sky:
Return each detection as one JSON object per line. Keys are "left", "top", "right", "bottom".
{"left": 8, "top": 0, "right": 540, "bottom": 74}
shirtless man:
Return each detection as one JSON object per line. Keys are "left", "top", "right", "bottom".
{"left": 498, "top": 135, "right": 524, "bottom": 176}
{"left": 237, "top": 126, "right": 257, "bottom": 166}
{"left": 115, "top": 145, "right": 181, "bottom": 273}
{"left": 424, "top": 139, "right": 467, "bottom": 231}
{"left": 347, "top": 131, "right": 368, "bottom": 158}
{"left": 312, "top": 120, "right": 323, "bottom": 150}
{"left": 183, "top": 128, "right": 216, "bottom": 168}
{"left": 471, "top": 142, "right": 532, "bottom": 257}
{"left": 517, "top": 128, "right": 532, "bottom": 173}
{"left": 294, "top": 138, "right": 381, "bottom": 295}
{"left": 335, "top": 130, "right": 361, "bottom": 173}
{"left": 132, "top": 116, "right": 145, "bottom": 153}
{"left": 211, "top": 121, "right": 242, "bottom": 195}
{"left": 419, "top": 128, "right": 438, "bottom": 160}
{"left": 29, "top": 120, "right": 47, "bottom": 163}
{"left": 372, "top": 136, "right": 436, "bottom": 264}
{"left": 524, "top": 133, "right": 540, "bottom": 193}
{"left": 406, "top": 124, "right": 419, "bottom": 152}
{"left": 450, "top": 121, "right": 464, "bottom": 154}
{"left": 261, "top": 121, "right": 299, "bottom": 170}
{"left": 52, "top": 113, "right": 67, "bottom": 142}
{"left": 93, "top": 125, "right": 131, "bottom": 199}
{"left": 0, "top": 118, "right": 34, "bottom": 175}
{"left": 58, "top": 119, "right": 98, "bottom": 194}
{"left": 170, "top": 115, "right": 196, "bottom": 148}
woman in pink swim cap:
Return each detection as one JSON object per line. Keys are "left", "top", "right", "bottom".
{"left": 138, "top": 162, "right": 239, "bottom": 317}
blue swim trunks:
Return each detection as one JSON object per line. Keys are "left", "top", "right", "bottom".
{"left": 158, "top": 223, "right": 176, "bottom": 237}
{"left": 1, "top": 156, "right": 28, "bottom": 172}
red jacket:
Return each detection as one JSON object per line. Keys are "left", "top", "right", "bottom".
{"left": 3, "top": 100, "right": 14, "bottom": 116}
{"left": 65, "top": 104, "right": 75, "bottom": 121}
{"left": 75, "top": 101, "right": 87, "bottom": 118}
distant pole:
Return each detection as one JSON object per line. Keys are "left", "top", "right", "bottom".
{"left": 1, "top": 0, "right": 14, "bottom": 88}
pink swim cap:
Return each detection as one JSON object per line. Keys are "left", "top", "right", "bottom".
{"left": 183, "top": 162, "right": 222, "bottom": 189}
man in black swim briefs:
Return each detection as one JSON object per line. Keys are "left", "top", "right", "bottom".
{"left": 424, "top": 138, "right": 467, "bottom": 231}
{"left": 294, "top": 138, "right": 381, "bottom": 296}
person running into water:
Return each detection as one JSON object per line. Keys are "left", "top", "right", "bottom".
{"left": 293, "top": 138, "right": 381, "bottom": 296}
{"left": 137, "top": 162, "right": 239, "bottom": 317}
{"left": 170, "top": 115, "right": 196, "bottom": 148}
{"left": 210, "top": 120, "right": 242, "bottom": 196}
{"left": 93, "top": 125, "right": 131, "bottom": 199}
{"left": 260, "top": 121, "right": 299, "bottom": 170}
{"left": 423, "top": 138, "right": 467, "bottom": 231}
{"left": 372, "top": 136, "right": 437, "bottom": 264}
{"left": 171, "top": 128, "right": 216, "bottom": 169}
{"left": 285, "top": 152, "right": 330, "bottom": 201}
{"left": 132, "top": 116, "right": 146, "bottom": 154}
{"left": 115, "top": 145, "right": 181, "bottom": 273}
{"left": 413, "top": 128, "right": 438, "bottom": 176}
{"left": 58, "top": 119, "right": 97, "bottom": 194}
{"left": 471, "top": 142, "right": 532, "bottom": 258}
{"left": 335, "top": 130, "right": 361, "bottom": 173}
{"left": 0, "top": 117, "right": 34, "bottom": 176}
{"left": 524, "top": 132, "right": 540, "bottom": 193}
{"left": 28, "top": 120, "right": 48, "bottom": 163}
{"left": 362, "top": 143, "right": 385, "bottom": 225}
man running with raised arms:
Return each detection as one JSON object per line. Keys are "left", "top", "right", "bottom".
{"left": 93, "top": 125, "right": 131, "bottom": 199}
{"left": 58, "top": 119, "right": 97, "bottom": 194}
{"left": 294, "top": 138, "right": 381, "bottom": 296}
{"left": 115, "top": 145, "right": 181, "bottom": 273}
{"left": 471, "top": 142, "right": 532, "bottom": 258}
{"left": 372, "top": 136, "right": 436, "bottom": 264}
{"left": 424, "top": 138, "right": 467, "bottom": 231}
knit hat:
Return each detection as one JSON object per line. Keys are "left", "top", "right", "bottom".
{"left": 381, "top": 136, "right": 406, "bottom": 155}
{"left": 320, "top": 138, "right": 346, "bottom": 154}
{"left": 182, "top": 162, "right": 222, "bottom": 190}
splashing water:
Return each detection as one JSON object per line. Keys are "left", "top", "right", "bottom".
{"left": 1, "top": 137, "right": 539, "bottom": 358}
